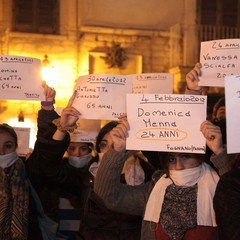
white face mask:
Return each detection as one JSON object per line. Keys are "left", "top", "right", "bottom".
{"left": 169, "top": 165, "right": 202, "bottom": 187}
{"left": 68, "top": 153, "right": 92, "bottom": 168}
{"left": 0, "top": 151, "right": 18, "bottom": 169}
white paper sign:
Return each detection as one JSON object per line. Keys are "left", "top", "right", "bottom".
{"left": 131, "top": 73, "right": 173, "bottom": 94}
{"left": 0, "top": 55, "right": 45, "bottom": 101}
{"left": 13, "top": 127, "right": 31, "bottom": 157}
{"left": 72, "top": 73, "right": 173, "bottom": 120}
{"left": 199, "top": 39, "right": 240, "bottom": 87}
{"left": 72, "top": 74, "right": 133, "bottom": 120}
{"left": 225, "top": 75, "right": 240, "bottom": 153}
{"left": 70, "top": 119, "right": 101, "bottom": 143}
{"left": 126, "top": 93, "right": 207, "bottom": 153}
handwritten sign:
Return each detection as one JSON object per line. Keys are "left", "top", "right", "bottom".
{"left": 199, "top": 39, "right": 240, "bottom": 87}
{"left": 126, "top": 93, "right": 207, "bottom": 153}
{"left": 225, "top": 75, "right": 240, "bottom": 153}
{"left": 72, "top": 73, "right": 173, "bottom": 120}
{"left": 132, "top": 73, "right": 173, "bottom": 94}
{"left": 72, "top": 74, "right": 132, "bottom": 120}
{"left": 70, "top": 119, "right": 101, "bottom": 143}
{"left": 13, "top": 127, "right": 31, "bottom": 157}
{"left": 0, "top": 55, "right": 45, "bottom": 101}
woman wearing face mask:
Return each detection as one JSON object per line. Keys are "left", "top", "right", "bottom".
{"left": 88, "top": 121, "right": 119, "bottom": 177}
{"left": 0, "top": 123, "right": 44, "bottom": 239}
{"left": 53, "top": 120, "right": 144, "bottom": 240}
{"left": 26, "top": 83, "right": 101, "bottom": 240}
{"left": 28, "top": 87, "right": 154, "bottom": 240}
{"left": 78, "top": 121, "right": 156, "bottom": 240}
{"left": 93, "top": 117, "right": 221, "bottom": 240}
{"left": 57, "top": 138, "right": 94, "bottom": 239}
{"left": 66, "top": 141, "right": 94, "bottom": 169}
{"left": 0, "top": 81, "right": 80, "bottom": 239}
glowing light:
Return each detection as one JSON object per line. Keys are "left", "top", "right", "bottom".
{"left": 41, "top": 54, "right": 57, "bottom": 87}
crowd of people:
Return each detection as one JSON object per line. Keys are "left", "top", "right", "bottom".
{"left": 0, "top": 61, "right": 239, "bottom": 240}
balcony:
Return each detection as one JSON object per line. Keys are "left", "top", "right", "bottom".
{"left": 198, "top": 24, "right": 240, "bottom": 42}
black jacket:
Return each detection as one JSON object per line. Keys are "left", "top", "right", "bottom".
{"left": 25, "top": 109, "right": 69, "bottom": 239}
{"left": 214, "top": 167, "right": 240, "bottom": 240}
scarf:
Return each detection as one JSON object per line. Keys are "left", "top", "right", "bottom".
{"left": 144, "top": 162, "right": 219, "bottom": 226}
{"left": 169, "top": 166, "right": 202, "bottom": 187}
{"left": 0, "top": 158, "right": 29, "bottom": 239}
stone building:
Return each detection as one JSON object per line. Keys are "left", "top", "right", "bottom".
{"left": 0, "top": 0, "right": 240, "bottom": 148}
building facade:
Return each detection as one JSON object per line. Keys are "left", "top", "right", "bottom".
{"left": 0, "top": 0, "right": 240, "bottom": 148}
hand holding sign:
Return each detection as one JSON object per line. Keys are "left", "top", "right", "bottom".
{"left": 59, "top": 90, "right": 81, "bottom": 131}
{"left": 200, "top": 120, "right": 224, "bottom": 155}
{"left": 110, "top": 116, "right": 129, "bottom": 152}
{"left": 185, "top": 62, "right": 202, "bottom": 91}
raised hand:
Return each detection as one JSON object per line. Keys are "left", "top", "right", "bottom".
{"left": 41, "top": 81, "right": 56, "bottom": 110}
{"left": 185, "top": 62, "right": 202, "bottom": 91}
{"left": 52, "top": 91, "right": 81, "bottom": 140}
{"left": 60, "top": 90, "right": 80, "bottom": 130}
{"left": 42, "top": 81, "right": 56, "bottom": 101}
{"left": 110, "top": 116, "right": 130, "bottom": 152}
{"left": 200, "top": 120, "right": 225, "bottom": 155}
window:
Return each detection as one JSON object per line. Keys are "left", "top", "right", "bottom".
{"left": 12, "top": 0, "right": 59, "bottom": 34}
{"left": 199, "top": 0, "right": 240, "bottom": 27}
